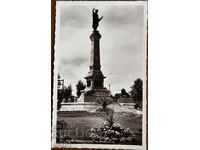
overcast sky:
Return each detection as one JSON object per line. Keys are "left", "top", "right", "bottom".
{"left": 57, "top": 2, "right": 147, "bottom": 95}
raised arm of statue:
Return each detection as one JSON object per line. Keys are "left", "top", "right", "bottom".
{"left": 92, "top": 9, "right": 103, "bottom": 31}
{"left": 99, "top": 16, "right": 103, "bottom": 22}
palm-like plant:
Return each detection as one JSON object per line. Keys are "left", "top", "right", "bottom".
{"left": 95, "top": 97, "right": 112, "bottom": 111}
{"left": 90, "top": 96, "right": 141, "bottom": 126}
{"left": 94, "top": 97, "right": 124, "bottom": 127}
{"left": 100, "top": 108, "right": 122, "bottom": 127}
{"left": 89, "top": 97, "right": 136, "bottom": 144}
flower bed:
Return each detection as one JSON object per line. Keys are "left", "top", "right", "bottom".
{"left": 89, "top": 122, "right": 136, "bottom": 144}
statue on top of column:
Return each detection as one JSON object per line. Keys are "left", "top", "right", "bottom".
{"left": 92, "top": 9, "right": 103, "bottom": 31}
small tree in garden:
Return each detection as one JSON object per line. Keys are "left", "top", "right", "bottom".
{"left": 95, "top": 97, "right": 112, "bottom": 112}
{"left": 99, "top": 108, "right": 122, "bottom": 128}
{"left": 92, "top": 98, "right": 123, "bottom": 128}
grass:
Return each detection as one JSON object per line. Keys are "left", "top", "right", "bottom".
{"left": 57, "top": 112, "right": 142, "bottom": 145}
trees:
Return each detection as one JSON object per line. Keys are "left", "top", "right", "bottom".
{"left": 130, "top": 78, "right": 143, "bottom": 109}
{"left": 57, "top": 87, "right": 64, "bottom": 110}
{"left": 76, "top": 80, "right": 86, "bottom": 98}
{"left": 57, "top": 74, "right": 64, "bottom": 110}
{"left": 121, "top": 88, "right": 130, "bottom": 97}
{"left": 57, "top": 82, "right": 73, "bottom": 109}
{"left": 64, "top": 84, "right": 72, "bottom": 99}
{"left": 62, "top": 84, "right": 74, "bottom": 102}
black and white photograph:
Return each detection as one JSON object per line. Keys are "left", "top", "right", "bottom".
{"left": 3, "top": 1, "right": 200, "bottom": 150}
{"left": 52, "top": 1, "right": 147, "bottom": 149}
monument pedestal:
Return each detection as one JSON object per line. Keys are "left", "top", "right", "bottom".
{"left": 78, "top": 88, "right": 110, "bottom": 103}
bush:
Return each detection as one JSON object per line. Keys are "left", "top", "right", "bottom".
{"left": 89, "top": 122, "right": 135, "bottom": 144}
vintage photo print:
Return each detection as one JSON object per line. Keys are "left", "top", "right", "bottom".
{"left": 52, "top": 1, "right": 147, "bottom": 149}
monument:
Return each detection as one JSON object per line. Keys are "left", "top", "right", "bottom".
{"left": 60, "top": 9, "right": 110, "bottom": 111}
{"left": 78, "top": 9, "right": 110, "bottom": 102}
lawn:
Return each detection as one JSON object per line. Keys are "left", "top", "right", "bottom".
{"left": 57, "top": 111, "right": 142, "bottom": 145}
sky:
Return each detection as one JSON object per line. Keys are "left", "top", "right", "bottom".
{"left": 57, "top": 2, "right": 147, "bottom": 95}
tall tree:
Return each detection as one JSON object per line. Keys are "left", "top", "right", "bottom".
{"left": 130, "top": 78, "right": 143, "bottom": 109}
{"left": 76, "top": 80, "right": 86, "bottom": 98}
{"left": 57, "top": 74, "right": 64, "bottom": 110}
{"left": 64, "top": 84, "right": 72, "bottom": 100}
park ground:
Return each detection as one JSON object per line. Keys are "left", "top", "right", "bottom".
{"left": 57, "top": 111, "right": 142, "bottom": 145}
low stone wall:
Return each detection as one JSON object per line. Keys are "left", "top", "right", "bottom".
{"left": 118, "top": 97, "right": 134, "bottom": 103}
{"left": 60, "top": 102, "right": 97, "bottom": 112}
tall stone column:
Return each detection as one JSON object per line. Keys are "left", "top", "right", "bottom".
{"left": 85, "top": 31, "right": 105, "bottom": 89}
{"left": 89, "top": 31, "right": 101, "bottom": 71}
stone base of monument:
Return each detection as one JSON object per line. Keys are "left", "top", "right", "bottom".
{"left": 59, "top": 88, "right": 111, "bottom": 112}
{"left": 118, "top": 97, "right": 134, "bottom": 103}
{"left": 59, "top": 102, "right": 97, "bottom": 112}
{"left": 59, "top": 88, "right": 139, "bottom": 113}
{"left": 59, "top": 102, "right": 142, "bottom": 115}
{"left": 77, "top": 88, "right": 111, "bottom": 103}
